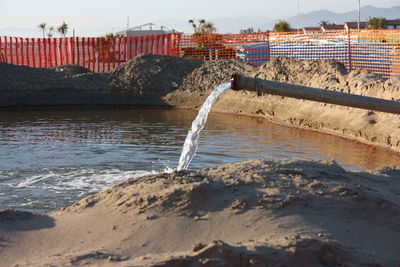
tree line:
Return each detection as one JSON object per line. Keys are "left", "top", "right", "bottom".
{"left": 190, "top": 17, "right": 394, "bottom": 34}
{"left": 272, "top": 17, "right": 392, "bottom": 32}
{"left": 37, "top": 16, "right": 393, "bottom": 39}
{"left": 37, "top": 22, "right": 69, "bottom": 38}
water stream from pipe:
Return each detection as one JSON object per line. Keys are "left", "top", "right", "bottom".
{"left": 177, "top": 82, "right": 231, "bottom": 171}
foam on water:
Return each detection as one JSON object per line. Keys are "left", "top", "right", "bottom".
{"left": 177, "top": 82, "right": 231, "bottom": 171}
{"left": 0, "top": 168, "right": 155, "bottom": 212}
{"left": 9, "top": 168, "right": 154, "bottom": 193}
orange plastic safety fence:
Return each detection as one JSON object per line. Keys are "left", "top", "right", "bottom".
{"left": 0, "top": 30, "right": 399, "bottom": 78}
{"left": 174, "top": 29, "right": 400, "bottom": 78}
{"left": 0, "top": 34, "right": 173, "bottom": 72}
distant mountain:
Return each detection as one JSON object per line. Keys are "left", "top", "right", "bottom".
{"left": 1, "top": 5, "right": 399, "bottom": 37}
{"left": 156, "top": 5, "right": 400, "bottom": 33}
{"left": 287, "top": 5, "right": 400, "bottom": 29}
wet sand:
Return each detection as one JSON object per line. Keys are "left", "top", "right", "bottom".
{"left": 1, "top": 159, "right": 400, "bottom": 266}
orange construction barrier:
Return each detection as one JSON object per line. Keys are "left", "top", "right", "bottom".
{"left": 0, "top": 30, "right": 399, "bottom": 78}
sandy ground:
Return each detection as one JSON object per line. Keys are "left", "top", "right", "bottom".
{"left": 1, "top": 159, "right": 400, "bottom": 266}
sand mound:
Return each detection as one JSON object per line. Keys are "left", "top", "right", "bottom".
{"left": 69, "top": 159, "right": 400, "bottom": 225}
{"left": 0, "top": 62, "right": 65, "bottom": 91}
{"left": 2, "top": 159, "right": 399, "bottom": 266}
{"left": 253, "top": 57, "right": 348, "bottom": 88}
{"left": 164, "top": 59, "right": 255, "bottom": 107}
{"left": 0, "top": 62, "right": 108, "bottom": 106}
{"left": 108, "top": 54, "right": 202, "bottom": 97}
{"left": 252, "top": 57, "right": 400, "bottom": 101}
{"left": 135, "top": 239, "right": 351, "bottom": 266}
{"left": 0, "top": 54, "right": 202, "bottom": 107}
{"left": 178, "top": 59, "right": 255, "bottom": 92}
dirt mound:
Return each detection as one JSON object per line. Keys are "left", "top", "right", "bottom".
{"left": 143, "top": 239, "right": 351, "bottom": 266}
{"left": 0, "top": 62, "right": 110, "bottom": 107}
{"left": 108, "top": 53, "right": 203, "bottom": 96}
{"left": 0, "top": 62, "right": 65, "bottom": 91}
{"left": 68, "top": 159, "right": 400, "bottom": 224}
{"left": 252, "top": 56, "right": 400, "bottom": 101}
{"left": 345, "top": 69, "right": 400, "bottom": 100}
{"left": 253, "top": 56, "right": 348, "bottom": 88}
{"left": 3, "top": 159, "right": 399, "bottom": 266}
{"left": 178, "top": 59, "right": 255, "bottom": 92}
{"left": 163, "top": 59, "right": 255, "bottom": 108}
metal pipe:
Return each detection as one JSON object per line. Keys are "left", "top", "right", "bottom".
{"left": 230, "top": 74, "right": 400, "bottom": 115}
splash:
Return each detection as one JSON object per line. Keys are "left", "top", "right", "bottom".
{"left": 177, "top": 82, "right": 231, "bottom": 171}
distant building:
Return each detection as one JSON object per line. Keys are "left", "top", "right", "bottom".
{"left": 321, "top": 24, "right": 345, "bottom": 32}
{"left": 344, "top": 21, "right": 368, "bottom": 30}
{"left": 386, "top": 19, "right": 400, "bottom": 29}
{"left": 116, "top": 23, "right": 181, "bottom": 37}
{"left": 303, "top": 27, "right": 322, "bottom": 33}
{"left": 344, "top": 19, "right": 400, "bottom": 30}
{"left": 287, "top": 29, "right": 302, "bottom": 33}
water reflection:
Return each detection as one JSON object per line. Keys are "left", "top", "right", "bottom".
{"left": 0, "top": 108, "right": 399, "bottom": 212}
{"left": 1, "top": 108, "right": 400, "bottom": 171}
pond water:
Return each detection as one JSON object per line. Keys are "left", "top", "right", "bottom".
{"left": 1, "top": 108, "right": 399, "bottom": 212}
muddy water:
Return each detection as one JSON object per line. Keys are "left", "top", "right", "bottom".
{"left": 1, "top": 108, "right": 399, "bottom": 212}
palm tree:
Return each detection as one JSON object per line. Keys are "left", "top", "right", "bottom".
{"left": 38, "top": 22, "right": 47, "bottom": 38}
{"left": 188, "top": 19, "right": 217, "bottom": 34}
{"left": 367, "top": 17, "right": 387, "bottom": 29}
{"left": 273, "top": 20, "right": 291, "bottom": 32}
{"left": 319, "top": 20, "right": 331, "bottom": 27}
{"left": 105, "top": 32, "right": 124, "bottom": 38}
{"left": 240, "top": 27, "right": 255, "bottom": 34}
{"left": 57, "top": 21, "right": 69, "bottom": 37}
{"left": 47, "top": 26, "right": 54, "bottom": 38}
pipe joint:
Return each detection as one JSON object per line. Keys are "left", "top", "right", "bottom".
{"left": 230, "top": 73, "right": 239, "bottom": 90}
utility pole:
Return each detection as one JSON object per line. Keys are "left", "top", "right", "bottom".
{"left": 125, "top": 16, "right": 129, "bottom": 36}
{"left": 358, "top": 0, "right": 361, "bottom": 29}
{"left": 297, "top": 0, "right": 300, "bottom": 34}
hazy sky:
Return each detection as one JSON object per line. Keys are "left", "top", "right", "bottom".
{"left": 0, "top": 0, "right": 398, "bottom": 36}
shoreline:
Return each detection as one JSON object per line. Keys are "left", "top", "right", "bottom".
{"left": 1, "top": 159, "right": 400, "bottom": 266}
{"left": 2, "top": 54, "right": 400, "bottom": 154}
{"left": 3, "top": 102, "right": 399, "bottom": 158}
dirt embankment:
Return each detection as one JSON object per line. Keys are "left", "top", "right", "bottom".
{"left": 1, "top": 54, "right": 400, "bottom": 152}
{"left": 1, "top": 159, "right": 400, "bottom": 266}
{"left": 0, "top": 54, "right": 201, "bottom": 107}
{"left": 164, "top": 57, "right": 400, "bottom": 154}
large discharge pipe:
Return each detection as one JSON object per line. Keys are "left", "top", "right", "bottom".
{"left": 230, "top": 74, "right": 400, "bottom": 115}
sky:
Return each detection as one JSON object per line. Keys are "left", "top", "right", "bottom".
{"left": 0, "top": 0, "right": 399, "bottom": 37}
